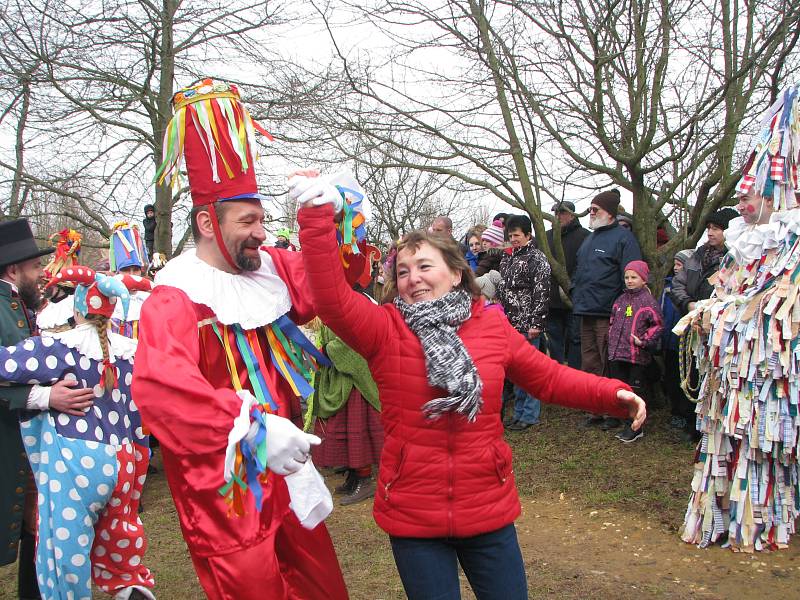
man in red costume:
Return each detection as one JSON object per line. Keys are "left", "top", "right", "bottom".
{"left": 132, "top": 79, "right": 348, "bottom": 600}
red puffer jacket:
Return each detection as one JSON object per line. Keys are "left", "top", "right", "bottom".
{"left": 298, "top": 205, "right": 630, "bottom": 538}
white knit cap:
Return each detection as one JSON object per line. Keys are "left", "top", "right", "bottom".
{"left": 475, "top": 270, "right": 501, "bottom": 300}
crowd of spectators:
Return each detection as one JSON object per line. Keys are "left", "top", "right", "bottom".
{"left": 430, "top": 192, "right": 738, "bottom": 443}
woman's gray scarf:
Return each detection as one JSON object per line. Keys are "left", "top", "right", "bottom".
{"left": 394, "top": 289, "right": 483, "bottom": 422}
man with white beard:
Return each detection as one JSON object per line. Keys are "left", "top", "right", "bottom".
{"left": 571, "top": 189, "right": 642, "bottom": 429}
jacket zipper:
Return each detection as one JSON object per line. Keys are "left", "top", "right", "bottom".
{"left": 447, "top": 412, "right": 454, "bottom": 538}
{"left": 383, "top": 445, "right": 407, "bottom": 502}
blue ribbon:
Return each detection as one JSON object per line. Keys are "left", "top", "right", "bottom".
{"left": 275, "top": 314, "right": 331, "bottom": 367}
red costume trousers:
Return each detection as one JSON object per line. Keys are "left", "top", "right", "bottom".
{"left": 190, "top": 514, "right": 348, "bottom": 600}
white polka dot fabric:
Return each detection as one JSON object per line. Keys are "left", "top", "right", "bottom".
{"left": 1, "top": 336, "right": 154, "bottom": 598}
{"left": 0, "top": 337, "right": 147, "bottom": 446}
{"left": 24, "top": 416, "right": 153, "bottom": 598}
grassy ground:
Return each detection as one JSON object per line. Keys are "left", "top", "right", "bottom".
{"left": 511, "top": 404, "right": 692, "bottom": 529}
{"left": 2, "top": 404, "right": 798, "bottom": 599}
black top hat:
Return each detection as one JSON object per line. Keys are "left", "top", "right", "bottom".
{"left": 0, "top": 219, "right": 54, "bottom": 268}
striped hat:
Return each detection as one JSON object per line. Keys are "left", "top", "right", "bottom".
{"left": 481, "top": 221, "right": 505, "bottom": 246}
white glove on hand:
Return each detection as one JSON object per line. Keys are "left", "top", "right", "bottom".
{"left": 225, "top": 390, "right": 322, "bottom": 480}
{"left": 287, "top": 175, "right": 318, "bottom": 203}
{"left": 292, "top": 180, "right": 344, "bottom": 212}
{"left": 264, "top": 412, "right": 322, "bottom": 475}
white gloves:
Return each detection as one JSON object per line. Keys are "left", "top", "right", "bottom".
{"left": 288, "top": 174, "right": 344, "bottom": 212}
{"left": 263, "top": 412, "right": 321, "bottom": 475}
{"left": 225, "top": 391, "right": 321, "bottom": 480}
{"left": 221, "top": 392, "right": 333, "bottom": 529}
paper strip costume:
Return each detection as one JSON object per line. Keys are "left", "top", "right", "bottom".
{"left": 735, "top": 86, "right": 799, "bottom": 211}
{"left": 678, "top": 85, "right": 800, "bottom": 551}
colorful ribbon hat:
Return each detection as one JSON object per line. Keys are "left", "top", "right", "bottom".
{"left": 155, "top": 78, "right": 273, "bottom": 271}
{"left": 109, "top": 221, "right": 149, "bottom": 272}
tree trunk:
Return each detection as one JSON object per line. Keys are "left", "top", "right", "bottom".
{"left": 468, "top": 0, "right": 570, "bottom": 296}
{"left": 154, "top": 0, "right": 177, "bottom": 257}
{"left": 8, "top": 75, "right": 32, "bottom": 220}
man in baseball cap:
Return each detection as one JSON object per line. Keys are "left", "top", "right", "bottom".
{"left": 545, "top": 201, "right": 588, "bottom": 368}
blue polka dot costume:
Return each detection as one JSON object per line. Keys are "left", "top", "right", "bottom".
{"left": 0, "top": 323, "right": 154, "bottom": 596}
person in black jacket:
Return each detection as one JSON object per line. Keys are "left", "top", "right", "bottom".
{"left": 571, "top": 189, "right": 642, "bottom": 388}
{"left": 669, "top": 208, "right": 738, "bottom": 315}
{"left": 545, "top": 201, "right": 589, "bottom": 368}
{"left": 497, "top": 215, "right": 551, "bottom": 431}
{"left": 143, "top": 203, "right": 156, "bottom": 257}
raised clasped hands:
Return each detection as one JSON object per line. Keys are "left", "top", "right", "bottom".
{"left": 287, "top": 169, "right": 343, "bottom": 212}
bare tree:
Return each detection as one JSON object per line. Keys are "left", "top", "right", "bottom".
{"left": 301, "top": 0, "right": 799, "bottom": 295}
{"left": 0, "top": 0, "right": 299, "bottom": 254}
{"left": 484, "top": 0, "right": 800, "bottom": 268}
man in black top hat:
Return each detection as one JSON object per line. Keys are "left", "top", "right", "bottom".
{"left": 0, "top": 219, "right": 93, "bottom": 599}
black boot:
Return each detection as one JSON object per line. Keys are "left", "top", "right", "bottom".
{"left": 340, "top": 477, "right": 376, "bottom": 506}
{"left": 18, "top": 527, "right": 40, "bottom": 600}
{"left": 334, "top": 469, "right": 358, "bottom": 496}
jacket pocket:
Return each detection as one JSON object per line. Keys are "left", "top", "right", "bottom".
{"left": 382, "top": 443, "right": 408, "bottom": 503}
{"left": 492, "top": 441, "right": 513, "bottom": 485}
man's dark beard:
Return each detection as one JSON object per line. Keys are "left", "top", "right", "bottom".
{"left": 18, "top": 277, "right": 43, "bottom": 310}
{"left": 235, "top": 242, "right": 261, "bottom": 272}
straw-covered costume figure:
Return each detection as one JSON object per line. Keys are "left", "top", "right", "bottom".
{"left": 0, "top": 266, "right": 154, "bottom": 599}
{"left": 131, "top": 78, "right": 349, "bottom": 599}
{"left": 677, "top": 85, "right": 800, "bottom": 551}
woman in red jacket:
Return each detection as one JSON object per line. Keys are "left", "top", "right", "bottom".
{"left": 293, "top": 179, "right": 646, "bottom": 600}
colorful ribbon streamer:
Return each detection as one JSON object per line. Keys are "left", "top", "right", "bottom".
{"left": 204, "top": 314, "right": 330, "bottom": 515}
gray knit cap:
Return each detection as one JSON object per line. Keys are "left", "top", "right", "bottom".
{"left": 475, "top": 270, "right": 501, "bottom": 300}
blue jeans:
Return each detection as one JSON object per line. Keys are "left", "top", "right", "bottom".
{"left": 545, "top": 309, "right": 582, "bottom": 369}
{"left": 390, "top": 524, "right": 528, "bottom": 600}
{"left": 513, "top": 337, "right": 541, "bottom": 425}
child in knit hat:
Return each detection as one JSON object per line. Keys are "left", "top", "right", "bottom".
{"left": 475, "top": 221, "right": 506, "bottom": 276}
{"left": 661, "top": 250, "right": 695, "bottom": 439}
{"left": 606, "top": 260, "right": 663, "bottom": 442}
{"left": 475, "top": 270, "right": 505, "bottom": 315}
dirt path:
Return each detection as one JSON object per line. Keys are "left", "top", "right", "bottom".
{"left": 514, "top": 495, "right": 800, "bottom": 599}
{"left": 1, "top": 477, "right": 798, "bottom": 599}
